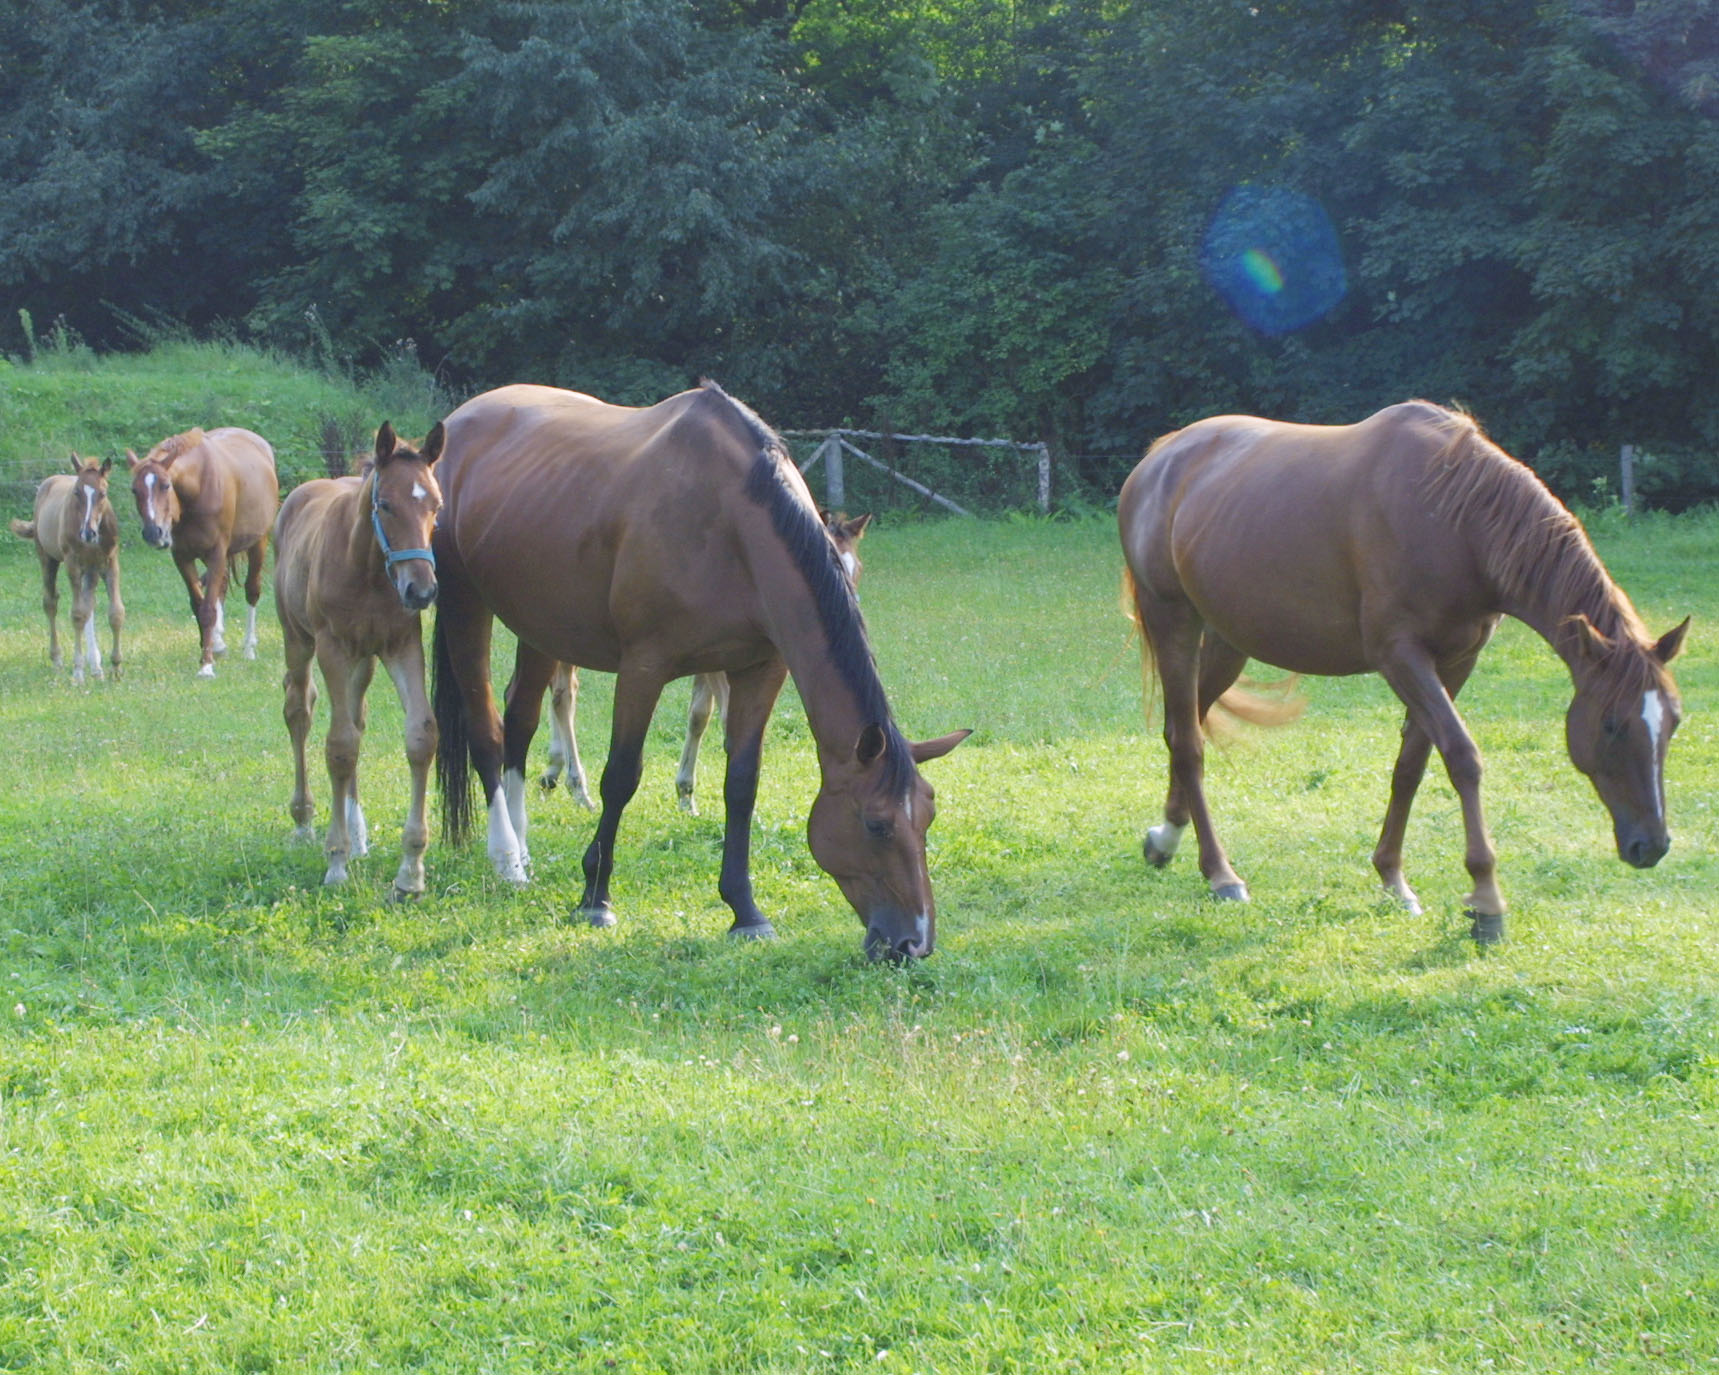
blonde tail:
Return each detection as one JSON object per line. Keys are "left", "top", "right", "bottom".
{"left": 9, "top": 518, "right": 35, "bottom": 541}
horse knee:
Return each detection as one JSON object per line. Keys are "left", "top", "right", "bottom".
{"left": 404, "top": 718, "right": 439, "bottom": 766}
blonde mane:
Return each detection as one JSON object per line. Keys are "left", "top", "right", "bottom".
{"left": 145, "top": 428, "right": 206, "bottom": 464}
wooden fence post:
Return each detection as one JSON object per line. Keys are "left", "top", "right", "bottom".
{"left": 1620, "top": 444, "right": 1635, "bottom": 515}
{"left": 825, "top": 435, "right": 845, "bottom": 509}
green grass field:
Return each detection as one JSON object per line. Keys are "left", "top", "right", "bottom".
{"left": 1, "top": 428, "right": 1717, "bottom": 1369}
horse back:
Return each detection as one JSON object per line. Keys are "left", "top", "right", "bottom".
{"left": 438, "top": 385, "right": 763, "bottom": 670}
{"left": 1121, "top": 403, "right": 1495, "bottom": 675}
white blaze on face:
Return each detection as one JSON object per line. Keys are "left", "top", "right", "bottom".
{"left": 411, "top": 481, "right": 428, "bottom": 501}
{"left": 81, "top": 484, "right": 98, "bottom": 533}
{"left": 1642, "top": 689, "right": 1666, "bottom": 820}
{"left": 841, "top": 551, "right": 858, "bottom": 580}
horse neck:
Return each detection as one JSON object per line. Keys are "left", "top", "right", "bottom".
{"left": 747, "top": 530, "right": 891, "bottom": 774}
{"left": 341, "top": 474, "right": 383, "bottom": 574}
{"left": 1490, "top": 524, "right": 1642, "bottom": 672}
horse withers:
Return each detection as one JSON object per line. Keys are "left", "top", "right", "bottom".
{"left": 1119, "top": 401, "right": 1687, "bottom": 942}
{"left": 273, "top": 422, "right": 444, "bottom": 896}
{"left": 431, "top": 381, "right": 967, "bottom": 959}
{"left": 9, "top": 453, "right": 125, "bottom": 683}
{"left": 538, "top": 509, "right": 874, "bottom": 814}
{"left": 127, "top": 426, "right": 279, "bottom": 677}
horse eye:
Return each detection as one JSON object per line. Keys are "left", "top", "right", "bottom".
{"left": 1601, "top": 714, "right": 1623, "bottom": 738}
{"left": 864, "top": 817, "right": 893, "bottom": 840}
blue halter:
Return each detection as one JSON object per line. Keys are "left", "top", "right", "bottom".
{"left": 371, "top": 470, "right": 436, "bottom": 571}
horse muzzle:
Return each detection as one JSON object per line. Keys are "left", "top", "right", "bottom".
{"left": 142, "top": 523, "right": 171, "bottom": 550}
{"left": 1619, "top": 829, "right": 1669, "bottom": 869}
{"left": 79, "top": 526, "right": 100, "bottom": 545}
{"left": 864, "top": 909, "right": 934, "bottom": 962}
{"left": 397, "top": 577, "right": 438, "bottom": 612}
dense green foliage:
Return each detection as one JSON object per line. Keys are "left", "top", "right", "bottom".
{"left": 1, "top": 486, "right": 1716, "bottom": 1369}
{"left": 5, "top": 1, "right": 1719, "bottom": 504}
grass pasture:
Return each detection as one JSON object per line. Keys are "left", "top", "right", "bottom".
{"left": 0, "top": 501, "right": 1716, "bottom": 1373}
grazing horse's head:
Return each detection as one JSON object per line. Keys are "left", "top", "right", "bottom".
{"left": 369, "top": 421, "right": 444, "bottom": 611}
{"left": 807, "top": 725, "right": 971, "bottom": 960}
{"left": 1563, "top": 615, "right": 1689, "bottom": 868}
{"left": 68, "top": 453, "right": 112, "bottom": 545}
{"left": 126, "top": 444, "right": 181, "bottom": 549}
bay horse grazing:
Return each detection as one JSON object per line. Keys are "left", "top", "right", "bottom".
{"left": 8, "top": 454, "right": 125, "bottom": 683}
{"left": 1119, "top": 401, "right": 1688, "bottom": 943}
{"left": 432, "top": 381, "right": 968, "bottom": 959}
{"left": 273, "top": 422, "right": 444, "bottom": 896}
{"left": 126, "top": 426, "right": 279, "bottom": 677}
{"left": 538, "top": 509, "right": 873, "bottom": 814}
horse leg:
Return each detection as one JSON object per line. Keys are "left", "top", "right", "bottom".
{"left": 70, "top": 565, "right": 99, "bottom": 684}
{"left": 675, "top": 672, "right": 724, "bottom": 814}
{"left": 177, "top": 549, "right": 218, "bottom": 677}
{"left": 500, "top": 643, "right": 558, "bottom": 872}
{"left": 282, "top": 625, "right": 318, "bottom": 844}
{"left": 1139, "top": 598, "right": 1248, "bottom": 900}
{"left": 40, "top": 553, "right": 62, "bottom": 669}
{"left": 1376, "top": 647, "right": 1504, "bottom": 942}
{"left": 103, "top": 552, "right": 124, "bottom": 682}
{"left": 716, "top": 660, "right": 788, "bottom": 938}
{"left": 240, "top": 541, "right": 265, "bottom": 659}
{"left": 1372, "top": 651, "right": 1482, "bottom": 917}
{"left": 577, "top": 661, "right": 668, "bottom": 927}
{"left": 1149, "top": 631, "right": 1250, "bottom": 864}
{"left": 318, "top": 645, "right": 376, "bottom": 884}
{"left": 383, "top": 635, "right": 437, "bottom": 899}
{"left": 539, "top": 662, "right": 595, "bottom": 809}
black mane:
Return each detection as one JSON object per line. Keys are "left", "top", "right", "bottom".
{"left": 708, "top": 380, "right": 916, "bottom": 796}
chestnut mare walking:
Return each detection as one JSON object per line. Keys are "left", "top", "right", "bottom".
{"left": 274, "top": 423, "right": 445, "bottom": 896}
{"left": 127, "top": 427, "right": 279, "bottom": 677}
{"left": 9, "top": 454, "right": 125, "bottom": 683}
{"left": 1119, "top": 401, "right": 1687, "bottom": 942}
{"left": 432, "top": 381, "right": 967, "bottom": 959}
{"left": 539, "top": 509, "right": 873, "bottom": 813}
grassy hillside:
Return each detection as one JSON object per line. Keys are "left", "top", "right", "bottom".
{"left": 0, "top": 336, "right": 448, "bottom": 495}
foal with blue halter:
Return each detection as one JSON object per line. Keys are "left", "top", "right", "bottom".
{"left": 273, "top": 423, "right": 445, "bottom": 896}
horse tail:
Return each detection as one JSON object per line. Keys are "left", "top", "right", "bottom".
{"left": 1209, "top": 678, "right": 1305, "bottom": 733}
{"left": 8, "top": 518, "right": 35, "bottom": 541}
{"left": 432, "top": 609, "right": 473, "bottom": 844}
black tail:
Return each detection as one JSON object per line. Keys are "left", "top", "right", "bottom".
{"left": 432, "top": 609, "right": 474, "bottom": 844}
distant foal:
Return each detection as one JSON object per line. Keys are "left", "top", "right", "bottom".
{"left": 9, "top": 454, "right": 124, "bottom": 683}
{"left": 538, "top": 511, "right": 873, "bottom": 813}
{"left": 127, "top": 426, "right": 279, "bottom": 677}
{"left": 273, "top": 423, "right": 444, "bottom": 896}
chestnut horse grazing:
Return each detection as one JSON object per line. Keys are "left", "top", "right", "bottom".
{"left": 127, "top": 427, "right": 279, "bottom": 677}
{"left": 538, "top": 509, "right": 873, "bottom": 814}
{"left": 1119, "top": 401, "right": 1687, "bottom": 942}
{"left": 432, "top": 381, "right": 967, "bottom": 959}
{"left": 9, "top": 454, "right": 125, "bottom": 683}
{"left": 273, "top": 423, "right": 444, "bottom": 896}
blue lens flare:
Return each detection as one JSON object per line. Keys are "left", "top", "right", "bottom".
{"left": 1201, "top": 186, "right": 1346, "bottom": 336}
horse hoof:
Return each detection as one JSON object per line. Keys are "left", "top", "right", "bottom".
{"left": 1211, "top": 881, "right": 1250, "bottom": 902}
{"left": 1143, "top": 836, "right": 1172, "bottom": 869}
{"left": 582, "top": 904, "right": 618, "bottom": 929}
{"left": 1468, "top": 910, "right": 1506, "bottom": 944}
{"left": 728, "top": 919, "right": 777, "bottom": 941}
{"left": 196, "top": 664, "right": 215, "bottom": 680}
{"left": 538, "top": 771, "right": 558, "bottom": 794}
{"left": 390, "top": 884, "right": 423, "bottom": 904}
{"left": 677, "top": 790, "right": 698, "bottom": 816}
{"left": 323, "top": 867, "right": 348, "bottom": 887}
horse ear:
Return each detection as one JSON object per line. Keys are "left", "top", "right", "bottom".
{"left": 124, "top": 449, "right": 141, "bottom": 471}
{"left": 420, "top": 421, "right": 445, "bottom": 466}
{"left": 67, "top": 452, "right": 83, "bottom": 474}
{"left": 1653, "top": 616, "right": 1690, "bottom": 665}
{"left": 910, "top": 728, "right": 972, "bottom": 764}
{"left": 374, "top": 422, "right": 398, "bottom": 465}
{"left": 845, "top": 513, "right": 874, "bottom": 542}
{"left": 1566, "top": 614, "right": 1612, "bottom": 662}
{"left": 99, "top": 456, "right": 113, "bottom": 476}
{"left": 855, "top": 722, "right": 889, "bottom": 767}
